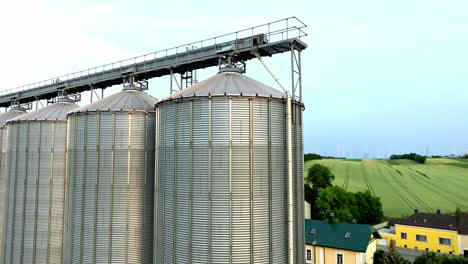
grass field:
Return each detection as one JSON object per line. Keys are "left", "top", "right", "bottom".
{"left": 305, "top": 158, "right": 468, "bottom": 217}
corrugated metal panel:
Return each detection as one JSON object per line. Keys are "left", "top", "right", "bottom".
{"left": 3, "top": 100, "right": 78, "bottom": 264}
{"left": 0, "top": 108, "right": 26, "bottom": 264}
{"left": 292, "top": 103, "right": 305, "bottom": 264}
{"left": 65, "top": 88, "right": 156, "bottom": 264}
{"left": 155, "top": 89, "right": 303, "bottom": 264}
{"left": 271, "top": 99, "right": 287, "bottom": 264}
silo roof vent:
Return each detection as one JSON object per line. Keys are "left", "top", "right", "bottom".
{"left": 55, "top": 96, "right": 75, "bottom": 103}
{"left": 218, "top": 66, "right": 244, "bottom": 74}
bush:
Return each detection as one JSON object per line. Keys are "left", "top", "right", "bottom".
{"left": 373, "top": 244, "right": 411, "bottom": 264}
{"left": 414, "top": 252, "right": 468, "bottom": 264}
{"left": 373, "top": 249, "right": 386, "bottom": 264}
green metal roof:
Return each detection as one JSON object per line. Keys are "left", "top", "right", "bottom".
{"left": 305, "top": 219, "right": 382, "bottom": 253}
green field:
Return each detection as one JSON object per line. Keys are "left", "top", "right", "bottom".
{"left": 305, "top": 158, "right": 468, "bottom": 217}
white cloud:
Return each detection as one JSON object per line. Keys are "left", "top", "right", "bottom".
{"left": 0, "top": 0, "right": 133, "bottom": 91}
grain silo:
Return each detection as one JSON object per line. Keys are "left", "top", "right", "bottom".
{"left": 0, "top": 107, "right": 27, "bottom": 264}
{"left": 64, "top": 85, "right": 157, "bottom": 264}
{"left": 2, "top": 97, "right": 79, "bottom": 264}
{"left": 154, "top": 67, "right": 304, "bottom": 264}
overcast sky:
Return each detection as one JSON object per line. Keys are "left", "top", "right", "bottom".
{"left": 1, "top": 0, "right": 467, "bottom": 158}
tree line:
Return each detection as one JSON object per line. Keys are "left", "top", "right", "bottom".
{"left": 390, "top": 153, "right": 426, "bottom": 164}
{"left": 304, "top": 153, "right": 322, "bottom": 162}
{"left": 304, "top": 153, "right": 347, "bottom": 162}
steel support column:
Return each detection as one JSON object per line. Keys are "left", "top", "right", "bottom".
{"left": 290, "top": 45, "right": 302, "bottom": 102}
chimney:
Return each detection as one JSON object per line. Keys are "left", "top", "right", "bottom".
{"left": 328, "top": 213, "right": 335, "bottom": 224}
{"left": 352, "top": 219, "right": 357, "bottom": 224}
{"left": 414, "top": 209, "right": 418, "bottom": 214}
{"left": 436, "top": 209, "right": 441, "bottom": 214}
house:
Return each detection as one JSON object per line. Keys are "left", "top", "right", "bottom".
{"left": 305, "top": 217, "right": 382, "bottom": 264}
{"left": 379, "top": 210, "right": 468, "bottom": 257}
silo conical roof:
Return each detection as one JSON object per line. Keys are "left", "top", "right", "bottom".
{"left": 7, "top": 97, "right": 79, "bottom": 123}
{"left": 0, "top": 108, "right": 27, "bottom": 127}
{"left": 160, "top": 71, "right": 285, "bottom": 102}
{"left": 70, "top": 88, "right": 157, "bottom": 113}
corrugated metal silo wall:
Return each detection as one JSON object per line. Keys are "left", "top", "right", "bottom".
{"left": 0, "top": 126, "right": 9, "bottom": 263}
{"left": 64, "top": 111, "right": 155, "bottom": 264}
{"left": 292, "top": 102, "right": 304, "bottom": 264}
{"left": 3, "top": 120, "right": 67, "bottom": 264}
{"left": 1, "top": 112, "right": 26, "bottom": 264}
{"left": 155, "top": 96, "right": 304, "bottom": 264}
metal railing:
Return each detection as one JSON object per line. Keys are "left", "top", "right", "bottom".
{"left": 0, "top": 17, "right": 307, "bottom": 96}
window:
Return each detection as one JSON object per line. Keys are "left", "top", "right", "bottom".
{"left": 416, "top": 234, "right": 427, "bottom": 242}
{"left": 400, "top": 232, "right": 407, "bottom": 239}
{"left": 307, "top": 249, "right": 311, "bottom": 261}
{"left": 439, "top": 238, "right": 451, "bottom": 245}
{"left": 345, "top": 232, "right": 351, "bottom": 239}
{"left": 337, "top": 254, "right": 343, "bottom": 264}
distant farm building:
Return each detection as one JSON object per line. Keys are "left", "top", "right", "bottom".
{"left": 379, "top": 210, "right": 468, "bottom": 257}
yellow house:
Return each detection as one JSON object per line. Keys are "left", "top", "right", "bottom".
{"left": 380, "top": 211, "right": 468, "bottom": 257}
{"left": 305, "top": 218, "right": 381, "bottom": 264}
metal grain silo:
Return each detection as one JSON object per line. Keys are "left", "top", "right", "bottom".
{"left": 0, "top": 107, "right": 27, "bottom": 264}
{"left": 64, "top": 85, "right": 157, "bottom": 264}
{"left": 2, "top": 97, "right": 79, "bottom": 264}
{"left": 154, "top": 68, "right": 304, "bottom": 264}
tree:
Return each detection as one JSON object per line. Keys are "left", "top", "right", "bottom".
{"left": 305, "top": 164, "right": 335, "bottom": 189}
{"left": 304, "top": 184, "right": 314, "bottom": 205}
{"left": 373, "top": 250, "right": 386, "bottom": 264}
{"left": 304, "top": 164, "right": 335, "bottom": 218}
{"left": 304, "top": 164, "right": 383, "bottom": 224}
{"left": 385, "top": 249, "right": 411, "bottom": 264}
{"left": 373, "top": 243, "right": 411, "bottom": 264}
{"left": 384, "top": 242, "right": 411, "bottom": 264}
{"left": 354, "top": 190, "right": 384, "bottom": 225}
{"left": 314, "top": 187, "right": 384, "bottom": 224}
{"left": 314, "top": 186, "right": 356, "bottom": 222}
